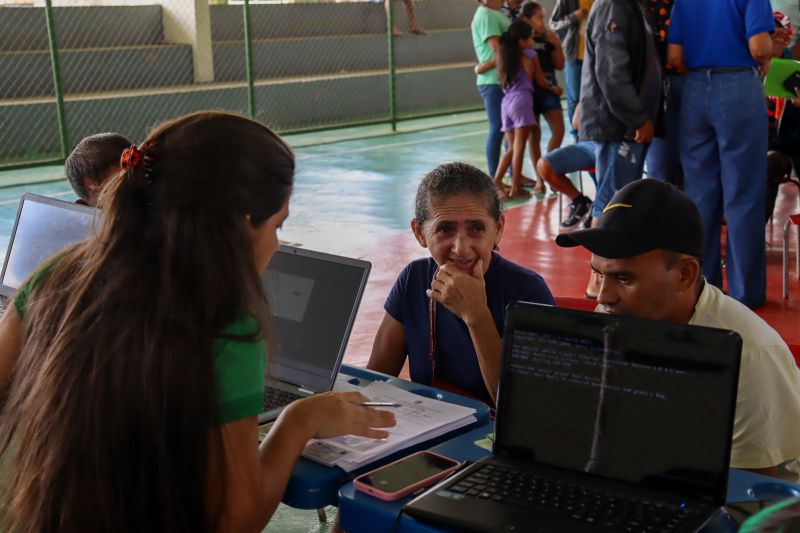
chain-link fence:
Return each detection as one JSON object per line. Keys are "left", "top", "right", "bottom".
{"left": 0, "top": 0, "right": 483, "bottom": 171}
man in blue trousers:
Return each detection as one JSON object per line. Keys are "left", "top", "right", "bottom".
{"left": 667, "top": 0, "right": 774, "bottom": 308}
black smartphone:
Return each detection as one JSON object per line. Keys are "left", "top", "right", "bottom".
{"left": 783, "top": 71, "right": 800, "bottom": 95}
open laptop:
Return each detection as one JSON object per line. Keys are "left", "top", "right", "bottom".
{"left": 405, "top": 301, "right": 742, "bottom": 533}
{"left": 0, "top": 193, "right": 96, "bottom": 311}
{"left": 258, "top": 245, "right": 370, "bottom": 423}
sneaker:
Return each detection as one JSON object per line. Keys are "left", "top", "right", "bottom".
{"left": 582, "top": 213, "right": 593, "bottom": 229}
{"left": 561, "top": 196, "right": 592, "bottom": 228}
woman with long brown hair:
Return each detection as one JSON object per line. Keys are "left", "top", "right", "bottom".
{"left": 0, "top": 111, "right": 395, "bottom": 532}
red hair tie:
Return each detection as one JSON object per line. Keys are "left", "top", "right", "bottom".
{"left": 120, "top": 145, "right": 144, "bottom": 170}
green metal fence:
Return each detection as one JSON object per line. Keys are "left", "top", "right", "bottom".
{"left": 0, "top": 0, "right": 483, "bottom": 171}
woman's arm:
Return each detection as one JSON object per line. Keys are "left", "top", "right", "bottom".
{"left": 428, "top": 261, "right": 502, "bottom": 403}
{"left": 475, "top": 59, "right": 495, "bottom": 75}
{"left": 528, "top": 56, "right": 563, "bottom": 96}
{"left": 547, "top": 31, "right": 566, "bottom": 70}
{"left": 475, "top": 35, "right": 502, "bottom": 76}
{"left": 216, "top": 392, "right": 395, "bottom": 530}
{"left": 0, "top": 308, "right": 23, "bottom": 397}
{"left": 464, "top": 309, "right": 502, "bottom": 403}
{"left": 367, "top": 312, "right": 407, "bottom": 376}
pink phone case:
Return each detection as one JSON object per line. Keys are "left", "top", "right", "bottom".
{"left": 353, "top": 451, "right": 461, "bottom": 501}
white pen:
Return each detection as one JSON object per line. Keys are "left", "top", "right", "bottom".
{"left": 359, "top": 402, "right": 401, "bottom": 407}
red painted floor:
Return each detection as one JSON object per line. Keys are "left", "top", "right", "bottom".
{"left": 343, "top": 182, "right": 800, "bottom": 370}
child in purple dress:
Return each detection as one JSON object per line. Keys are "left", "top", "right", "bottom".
{"left": 520, "top": 2, "right": 566, "bottom": 198}
{"left": 485, "top": 21, "right": 561, "bottom": 199}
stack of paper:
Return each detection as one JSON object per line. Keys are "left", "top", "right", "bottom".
{"left": 302, "top": 381, "right": 477, "bottom": 472}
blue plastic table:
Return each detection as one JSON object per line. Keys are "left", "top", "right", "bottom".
{"left": 280, "top": 364, "right": 492, "bottom": 509}
{"left": 338, "top": 423, "right": 800, "bottom": 533}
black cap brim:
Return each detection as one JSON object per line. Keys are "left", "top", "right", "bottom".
{"left": 555, "top": 228, "right": 657, "bottom": 259}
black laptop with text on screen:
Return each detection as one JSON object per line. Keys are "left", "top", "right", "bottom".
{"left": 405, "top": 301, "right": 742, "bottom": 533}
{"left": 0, "top": 193, "right": 96, "bottom": 312}
{"left": 257, "top": 245, "right": 370, "bottom": 424}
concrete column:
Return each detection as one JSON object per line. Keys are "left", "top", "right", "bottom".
{"left": 160, "top": 0, "right": 214, "bottom": 83}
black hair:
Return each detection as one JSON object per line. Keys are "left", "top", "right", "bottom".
{"left": 519, "top": 2, "right": 543, "bottom": 20}
{"left": 497, "top": 21, "right": 533, "bottom": 90}
{"left": 414, "top": 162, "right": 502, "bottom": 225}
{"left": 65, "top": 133, "right": 132, "bottom": 201}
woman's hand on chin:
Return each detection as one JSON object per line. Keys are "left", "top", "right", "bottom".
{"left": 427, "top": 260, "right": 491, "bottom": 325}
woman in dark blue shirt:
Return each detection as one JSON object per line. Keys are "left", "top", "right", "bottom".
{"left": 367, "top": 162, "right": 554, "bottom": 404}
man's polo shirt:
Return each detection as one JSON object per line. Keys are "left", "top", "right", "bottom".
{"left": 668, "top": 0, "right": 774, "bottom": 69}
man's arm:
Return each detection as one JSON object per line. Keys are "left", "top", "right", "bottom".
{"left": 749, "top": 32, "right": 773, "bottom": 74}
{"left": 744, "top": 465, "right": 779, "bottom": 477}
{"left": 590, "top": 2, "right": 650, "bottom": 134}
{"left": 728, "top": 344, "right": 800, "bottom": 480}
{"left": 667, "top": 44, "right": 687, "bottom": 74}
{"left": 745, "top": 0, "right": 778, "bottom": 74}
{"left": 549, "top": 0, "right": 583, "bottom": 33}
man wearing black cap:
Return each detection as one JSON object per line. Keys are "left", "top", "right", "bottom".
{"left": 556, "top": 179, "right": 800, "bottom": 482}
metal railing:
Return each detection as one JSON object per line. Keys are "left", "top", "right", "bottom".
{"left": 0, "top": 0, "right": 482, "bottom": 171}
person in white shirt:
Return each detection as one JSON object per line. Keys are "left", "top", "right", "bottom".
{"left": 556, "top": 179, "right": 800, "bottom": 481}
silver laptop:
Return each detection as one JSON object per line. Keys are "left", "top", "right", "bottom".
{"left": 258, "top": 245, "right": 370, "bottom": 423}
{"left": 0, "top": 193, "right": 96, "bottom": 310}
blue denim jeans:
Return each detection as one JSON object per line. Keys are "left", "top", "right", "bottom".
{"left": 593, "top": 141, "right": 648, "bottom": 217}
{"left": 565, "top": 60, "right": 583, "bottom": 142}
{"left": 478, "top": 84, "right": 504, "bottom": 177}
{"left": 646, "top": 74, "right": 685, "bottom": 189}
{"left": 680, "top": 68, "right": 767, "bottom": 308}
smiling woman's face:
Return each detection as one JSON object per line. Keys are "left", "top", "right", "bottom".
{"left": 412, "top": 193, "right": 504, "bottom": 274}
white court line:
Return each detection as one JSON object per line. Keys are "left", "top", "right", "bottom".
{"left": 296, "top": 129, "right": 488, "bottom": 161}
{"left": 0, "top": 189, "right": 73, "bottom": 207}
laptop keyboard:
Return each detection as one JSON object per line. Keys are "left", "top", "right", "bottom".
{"left": 263, "top": 387, "right": 304, "bottom": 411}
{"left": 447, "top": 465, "right": 700, "bottom": 532}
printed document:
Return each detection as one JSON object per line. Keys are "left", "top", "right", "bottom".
{"left": 302, "top": 381, "right": 477, "bottom": 471}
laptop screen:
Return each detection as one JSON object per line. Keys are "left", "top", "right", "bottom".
{"left": 0, "top": 194, "right": 95, "bottom": 296}
{"left": 495, "top": 302, "right": 741, "bottom": 503}
{"left": 261, "top": 246, "right": 370, "bottom": 391}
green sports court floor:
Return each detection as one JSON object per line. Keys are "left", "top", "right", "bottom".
{"left": 0, "top": 112, "right": 513, "bottom": 259}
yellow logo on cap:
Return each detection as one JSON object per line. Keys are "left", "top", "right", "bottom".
{"left": 603, "top": 203, "right": 633, "bottom": 213}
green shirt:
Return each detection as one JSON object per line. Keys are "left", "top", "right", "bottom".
{"left": 14, "top": 268, "right": 265, "bottom": 426}
{"left": 471, "top": 5, "right": 510, "bottom": 86}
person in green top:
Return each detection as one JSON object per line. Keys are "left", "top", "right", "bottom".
{"left": 472, "top": 0, "right": 510, "bottom": 178}
{"left": 0, "top": 111, "right": 395, "bottom": 533}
